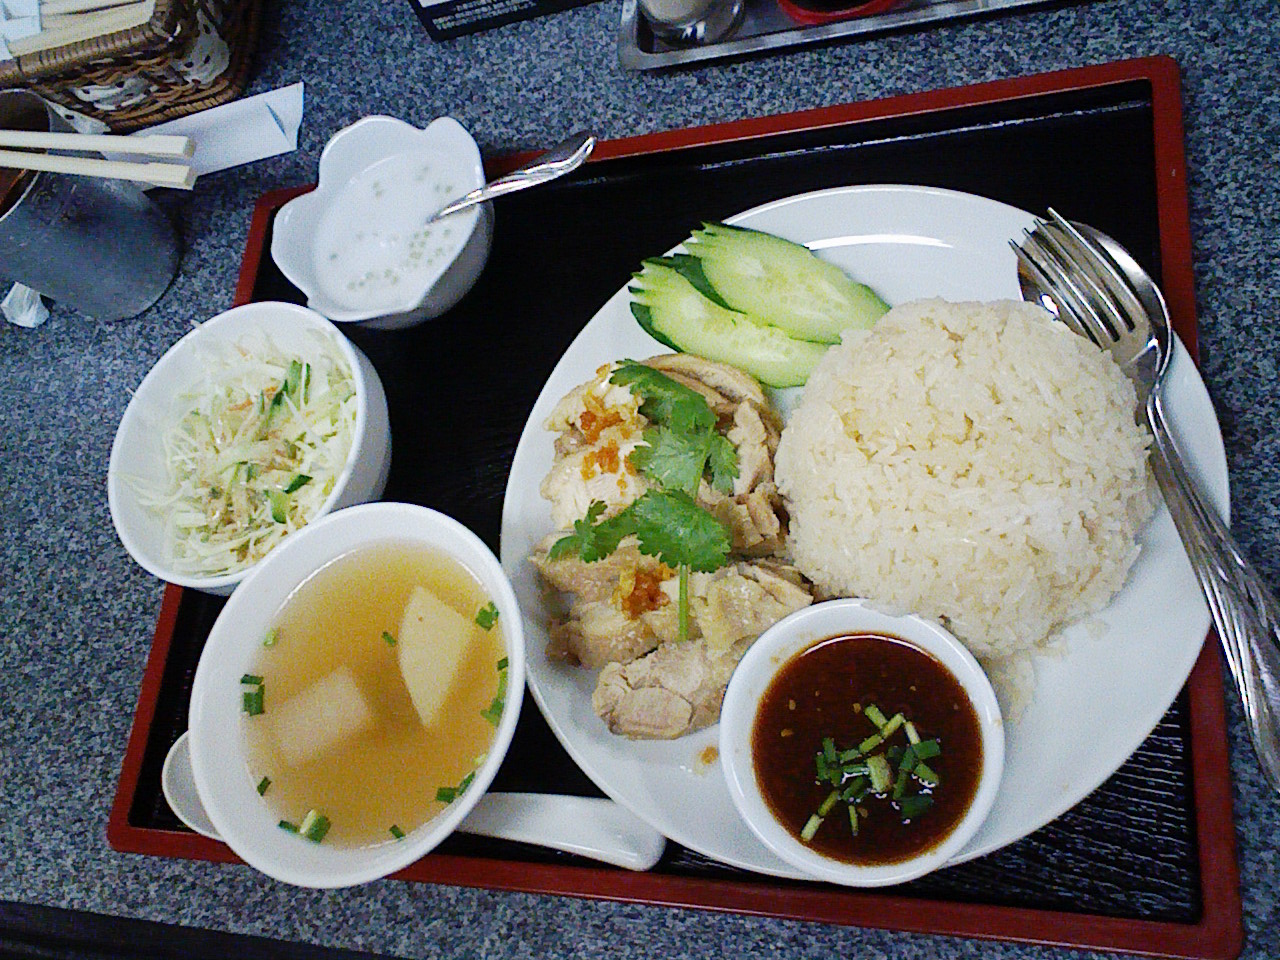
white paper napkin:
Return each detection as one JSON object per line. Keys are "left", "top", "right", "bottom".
{"left": 125, "top": 81, "right": 305, "bottom": 175}
{"left": 2, "top": 283, "right": 48, "bottom": 327}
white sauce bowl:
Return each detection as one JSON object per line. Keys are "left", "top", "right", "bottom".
{"left": 719, "top": 597, "right": 1004, "bottom": 887}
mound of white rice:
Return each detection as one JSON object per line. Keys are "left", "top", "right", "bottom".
{"left": 774, "top": 298, "right": 1154, "bottom": 659}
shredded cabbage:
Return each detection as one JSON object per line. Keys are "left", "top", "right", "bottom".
{"left": 137, "top": 332, "right": 359, "bottom": 578}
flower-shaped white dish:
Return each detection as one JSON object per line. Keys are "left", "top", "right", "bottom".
{"left": 272, "top": 116, "right": 494, "bottom": 330}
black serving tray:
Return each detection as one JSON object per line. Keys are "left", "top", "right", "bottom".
{"left": 110, "top": 57, "right": 1241, "bottom": 958}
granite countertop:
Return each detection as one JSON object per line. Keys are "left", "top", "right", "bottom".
{"left": 3, "top": 0, "right": 1279, "bottom": 957}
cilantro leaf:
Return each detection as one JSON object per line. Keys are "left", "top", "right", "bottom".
{"left": 548, "top": 502, "right": 626, "bottom": 562}
{"left": 630, "top": 426, "right": 710, "bottom": 496}
{"left": 611, "top": 360, "right": 740, "bottom": 499}
{"left": 707, "top": 433, "right": 739, "bottom": 495}
{"left": 623, "top": 490, "right": 730, "bottom": 573}
{"left": 610, "top": 361, "right": 716, "bottom": 433}
{"left": 549, "top": 491, "right": 730, "bottom": 574}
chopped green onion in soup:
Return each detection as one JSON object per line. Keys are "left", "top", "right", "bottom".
{"left": 135, "top": 333, "right": 358, "bottom": 577}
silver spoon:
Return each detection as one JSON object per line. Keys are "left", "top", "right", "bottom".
{"left": 1015, "top": 214, "right": 1280, "bottom": 795}
{"left": 427, "top": 130, "right": 597, "bottom": 224}
{"left": 162, "top": 731, "right": 665, "bottom": 870}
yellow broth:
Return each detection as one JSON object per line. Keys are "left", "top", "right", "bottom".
{"left": 751, "top": 633, "right": 982, "bottom": 865}
{"left": 242, "top": 540, "right": 505, "bottom": 848}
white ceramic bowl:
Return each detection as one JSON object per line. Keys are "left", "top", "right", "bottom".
{"left": 187, "top": 501, "right": 526, "bottom": 888}
{"left": 719, "top": 598, "right": 1004, "bottom": 887}
{"left": 271, "top": 115, "right": 494, "bottom": 330}
{"left": 107, "top": 301, "right": 392, "bottom": 596}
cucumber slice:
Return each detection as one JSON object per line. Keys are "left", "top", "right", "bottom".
{"left": 688, "top": 222, "right": 889, "bottom": 344}
{"left": 629, "top": 259, "right": 827, "bottom": 388}
{"left": 648, "top": 254, "right": 734, "bottom": 310}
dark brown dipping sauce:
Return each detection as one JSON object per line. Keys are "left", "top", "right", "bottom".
{"left": 752, "top": 633, "right": 983, "bottom": 866}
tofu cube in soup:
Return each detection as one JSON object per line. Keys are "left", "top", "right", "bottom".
{"left": 398, "top": 585, "right": 479, "bottom": 727}
{"left": 266, "top": 665, "right": 374, "bottom": 767}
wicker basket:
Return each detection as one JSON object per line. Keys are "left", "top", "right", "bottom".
{"left": 0, "top": 0, "right": 261, "bottom": 132}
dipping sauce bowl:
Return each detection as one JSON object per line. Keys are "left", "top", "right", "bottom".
{"left": 719, "top": 598, "right": 1004, "bottom": 886}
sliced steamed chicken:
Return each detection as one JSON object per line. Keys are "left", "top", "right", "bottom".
{"left": 540, "top": 363, "right": 650, "bottom": 528}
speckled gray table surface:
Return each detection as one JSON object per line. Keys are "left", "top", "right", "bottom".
{"left": 2, "top": 0, "right": 1279, "bottom": 957}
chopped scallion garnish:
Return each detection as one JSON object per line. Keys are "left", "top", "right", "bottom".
{"left": 817, "top": 790, "right": 841, "bottom": 817}
{"left": 263, "top": 628, "right": 278, "bottom": 647}
{"left": 242, "top": 687, "right": 265, "bottom": 716}
{"left": 257, "top": 776, "right": 271, "bottom": 796}
{"left": 480, "top": 698, "right": 503, "bottom": 726}
{"left": 904, "top": 720, "right": 921, "bottom": 745}
{"left": 240, "top": 674, "right": 264, "bottom": 686}
{"left": 382, "top": 630, "right": 397, "bottom": 646}
{"left": 892, "top": 745, "right": 918, "bottom": 800}
{"left": 841, "top": 775, "right": 868, "bottom": 802}
{"left": 880, "top": 713, "right": 905, "bottom": 738}
{"left": 800, "top": 814, "right": 823, "bottom": 842}
{"left": 914, "top": 761, "right": 940, "bottom": 787}
{"left": 913, "top": 739, "right": 941, "bottom": 760}
{"left": 389, "top": 825, "right": 405, "bottom": 840}
{"left": 299, "top": 809, "right": 330, "bottom": 842}
{"left": 803, "top": 704, "right": 946, "bottom": 850}
{"left": 480, "top": 656, "right": 508, "bottom": 724}
{"left": 857, "top": 731, "right": 886, "bottom": 755}
{"left": 898, "top": 794, "right": 933, "bottom": 819}
{"left": 436, "top": 786, "right": 457, "bottom": 804}
{"left": 474, "top": 602, "right": 499, "bottom": 630}
{"left": 866, "top": 753, "right": 892, "bottom": 793}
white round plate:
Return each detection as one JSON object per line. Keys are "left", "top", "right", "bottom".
{"left": 499, "top": 184, "right": 1228, "bottom": 877}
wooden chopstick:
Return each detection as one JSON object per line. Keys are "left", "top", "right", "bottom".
{"left": 0, "top": 131, "right": 193, "bottom": 159}
{"left": 0, "top": 149, "right": 195, "bottom": 190}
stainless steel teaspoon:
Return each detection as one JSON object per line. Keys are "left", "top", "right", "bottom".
{"left": 427, "top": 130, "right": 597, "bottom": 224}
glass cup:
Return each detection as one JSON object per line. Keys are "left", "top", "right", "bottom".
{"left": 638, "top": 0, "right": 745, "bottom": 44}
{"left": 0, "top": 90, "right": 181, "bottom": 322}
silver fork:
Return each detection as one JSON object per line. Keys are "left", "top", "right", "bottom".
{"left": 1014, "top": 210, "right": 1280, "bottom": 795}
